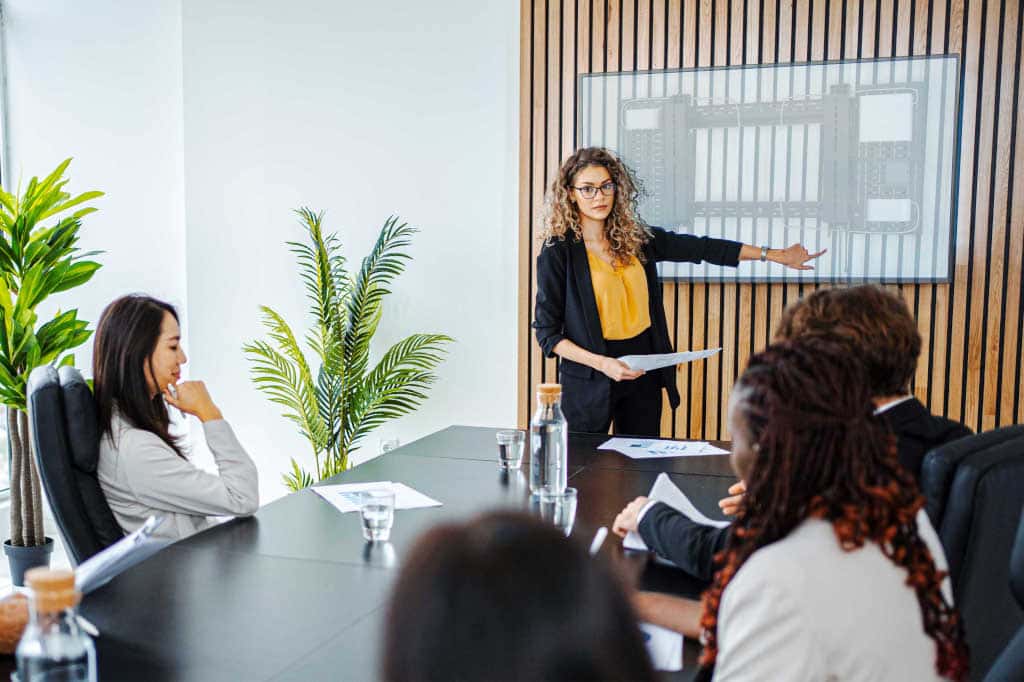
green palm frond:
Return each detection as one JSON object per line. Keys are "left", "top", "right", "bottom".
{"left": 246, "top": 208, "right": 453, "bottom": 490}
{"left": 282, "top": 458, "right": 315, "bottom": 492}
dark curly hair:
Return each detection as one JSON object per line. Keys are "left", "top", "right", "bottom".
{"left": 773, "top": 285, "right": 921, "bottom": 396}
{"left": 540, "top": 147, "right": 651, "bottom": 267}
{"left": 698, "top": 338, "right": 968, "bottom": 680}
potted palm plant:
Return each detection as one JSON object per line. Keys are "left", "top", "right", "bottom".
{"left": 0, "top": 159, "right": 102, "bottom": 584}
{"left": 245, "top": 208, "right": 452, "bottom": 491}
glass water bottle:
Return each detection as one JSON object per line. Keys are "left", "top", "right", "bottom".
{"left": 530, "top": 383, "right": 568, "bottom": 494}
{"left": 16, "top": 568, "right": 97, "bottom": 682}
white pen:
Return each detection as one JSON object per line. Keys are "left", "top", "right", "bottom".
{"left": 76, "top": 615, "right": 99, "bottom": 637}
{"left": 589, "top": 526, "right": 609, "bottom": 556}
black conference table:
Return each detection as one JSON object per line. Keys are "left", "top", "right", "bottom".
{"left": 72, "top": 426, "right": 736, "bottom": 681}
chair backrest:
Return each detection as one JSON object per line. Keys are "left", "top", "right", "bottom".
{"left": 27, "top": 365, "right": 123, "bottom": 565}
{"left": 922, "top": 428, "right": 1024, "bottom": 680}
{"left": 984, "top": 507, "right": 1024, "bottom": 682}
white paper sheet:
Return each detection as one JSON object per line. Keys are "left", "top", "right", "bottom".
{"left": 624, "top": 473, "right": 731, "bottom": 552}
{"left": 599, "top": 437, "right": 729, "bottom": 459}
{"left": 617, "top": 348, "right": 721, "bottom": 372}
{"left": 75, "top": 516, "right": 171, "bottom": 594}
{"left": 640, "top": 622, "right": 684, "bottom": 671}
{"left": 311, "top": 481, "right": 442, "bottom": 514}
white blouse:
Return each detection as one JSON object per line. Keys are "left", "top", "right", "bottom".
{"left": 714, "top": 510, "right": 952, "bottom": 682}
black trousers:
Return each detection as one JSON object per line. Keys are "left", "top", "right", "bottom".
{"left": 560, "top": 329, "right": 663, "bottom": 438}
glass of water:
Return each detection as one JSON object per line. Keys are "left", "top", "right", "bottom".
{"left": 533, "top": 487, "right": 577, "bottom": 536}
{"left": 496, "top": 430, "right": 525, "bottom": 470}
{"left": 359, "top": 489, "right": 395, "bottom": 542}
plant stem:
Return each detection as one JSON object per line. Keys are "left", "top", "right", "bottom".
{"left": 7, "top": 407, "right": 23, "bottom": 547}
{"left": 23, "top": 411, "right": 43, "bottom": 546}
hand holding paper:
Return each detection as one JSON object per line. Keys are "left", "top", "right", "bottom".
{"left": 623, "top": 473, "right": 730, "bottom": 553}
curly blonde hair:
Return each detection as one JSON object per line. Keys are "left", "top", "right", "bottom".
{"left": 540, "top": 147, "right": 651, "bottom": 267}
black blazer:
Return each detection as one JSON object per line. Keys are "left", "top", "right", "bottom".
{"left": 882, "top": 397, "right": 973, "bottom": 480}
{"left": 532, "top": 227, "right": 741, "bottom": 408}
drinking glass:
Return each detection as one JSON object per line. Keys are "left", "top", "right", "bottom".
{"left": 359, "top": 489, "right": 395, "bottom": 542}
{"left": 379, "top": 437, "right": 401, "bottom": 455}
{"left": 533, "top": 487, "right": 577, "bottom": 536}
{"left": 495, "top": 430, "right": 525, "bottom": 470}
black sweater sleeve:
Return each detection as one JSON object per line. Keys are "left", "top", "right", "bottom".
{"left": 637, "top": 502, "right": 732, "bottom": 582}
{"left": 649, "top": 226, "right": 743, "bottom": 267}
{"left": 532, "top": 242, "right": 568, "bottom": 358}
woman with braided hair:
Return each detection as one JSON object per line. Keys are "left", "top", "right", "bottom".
{"left": 633, "top": 338, "right": 968, "bottom": 681}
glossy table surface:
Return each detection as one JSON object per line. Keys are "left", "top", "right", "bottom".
{"left": 75, "top": 426, "right": 735, "bottom": 681}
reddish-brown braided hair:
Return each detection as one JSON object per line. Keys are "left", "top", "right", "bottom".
{"left": 698, "top": 338, "right": 968, "bottom": 680}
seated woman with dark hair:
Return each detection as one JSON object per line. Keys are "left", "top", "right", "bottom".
{"left": 381, "top": 511, "right": 656, "bottom": 682}
{"left": 95, "top": 295, "right": 258, "bottom": 541}
{"left": 630, "top": 338, "right": 968, "bottom": 680}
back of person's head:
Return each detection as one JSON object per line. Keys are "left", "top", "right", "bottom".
{"left": 773, "top": 284, "right": 921, "bottom": 396}
{"left": 93, "top": 294, "right": 184, "bottom": 458}
{"left": 381, "top": 511, "right": 656, "bottom": 682}
{"left": 699, "top": 337, "right": 967, "bottom": 679}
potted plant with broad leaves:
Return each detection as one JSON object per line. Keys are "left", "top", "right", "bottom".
{"left": 244, "top": 208, "right": 452, "bottom": 491}
{"left": 0, "top": 160, "right": 102, "bottom": 584}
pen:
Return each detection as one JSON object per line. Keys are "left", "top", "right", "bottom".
{"left": 589, "top": 526, "right": 609, "bottom": 556}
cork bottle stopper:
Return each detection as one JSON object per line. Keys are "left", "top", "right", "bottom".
{"left": 537, "top": 383, "right": 562, "bottom": 405}
{"left": 25, "top": 568, "right": 79, "bottom": 613}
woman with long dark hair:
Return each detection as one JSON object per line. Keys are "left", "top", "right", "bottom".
{"left": 95, "top": 295, "right": 258, "bottom": 540}
{"left": 381, "top": 511, "right": 656, "bottom": 682}
{"left": 533, "top": 147, "right": 824, "bottom": 436}
{"left": 633, "top": 338, "right": 968, "bottom": 680}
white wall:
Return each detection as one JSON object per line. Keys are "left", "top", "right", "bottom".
{"left": 181, "top": 1, "right": 518, "bottom": 502}
{"left": 3, "top": 0, "right": 519, "bottom": 508}
{"left": 3, "top": 0, "right": 188, "bottom": 357}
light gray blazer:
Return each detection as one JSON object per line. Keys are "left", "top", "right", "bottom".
{"left": 97, "top": 412, "right": 259, "bottom": 541}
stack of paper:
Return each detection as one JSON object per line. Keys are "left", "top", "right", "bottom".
{"left": 311, "top": 481, "right": 442, "bottom": 514}
{"left": 624, "top": 473, "right": 730, "bottom": 553}
{"left": 599, "top": 437, "right": 729, "bottom": 459}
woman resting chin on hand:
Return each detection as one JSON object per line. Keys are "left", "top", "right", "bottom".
{"left": 95, "top": 295, "right": 259, "bottom": 542}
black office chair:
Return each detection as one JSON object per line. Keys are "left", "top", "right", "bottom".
{"left": 985, "top": 506, "right": 1024, "bottom": 681}
{"left": 921, "top": 427, "right": 1024, "bottom": 680}
{"left": 27, "top": 365, "right": 124, "bottom": 565}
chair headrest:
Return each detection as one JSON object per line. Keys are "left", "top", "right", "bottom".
{"left": 57, "top": 366, "right": 101, "bottom": 474}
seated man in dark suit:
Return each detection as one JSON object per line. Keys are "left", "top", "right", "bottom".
{"left": 613, "top": 284, "right": 972, "bottom": 581}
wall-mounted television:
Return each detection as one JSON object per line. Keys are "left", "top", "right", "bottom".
{"left": 578, "top": 55, "right": 961, "bottom": 283}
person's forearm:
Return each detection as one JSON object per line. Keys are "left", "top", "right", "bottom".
{"left": 553, "top": 338, "right": 608, "bottom": 372}
{"left": 738, "top": 244, "right": 782, "bottom": 263}
{"left": 633, "top": 591, "right": 704, "bottom": 639}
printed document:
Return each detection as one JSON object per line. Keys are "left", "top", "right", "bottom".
{"left": 311, "top": 481, "right": 442, "bottom": 514}
{"left": 617, "top": 348, "right": 720, "bottom": 372}
{"left": 599, "top": 437, "right": 729, "bottom": 459}
{"left": 624, "top": 473, "right": 730, "bottom": 552}
{"left": 640, "top": 622, "right": 684, "bottom": 671}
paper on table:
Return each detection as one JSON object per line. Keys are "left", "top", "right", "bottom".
{"left": 599, "top": 437, "right": 730, "bottom": 459}
{"left": 617, "top": 348, "right": 721, "bottom": 372}
{"left": 311, "top": 481, "right": 442, "bottom": 514}
{"left": 624, "top": 473, "right": 731, "bottom": 552}
{"left": 75, "top": 516, "right": 171, "bottom": 594}
{"left": 640, "top": 622, "right": 684, "bottom": 672}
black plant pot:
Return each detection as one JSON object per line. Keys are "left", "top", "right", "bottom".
{"left": 3, "top": 537, "right": 54, "bottom": 587}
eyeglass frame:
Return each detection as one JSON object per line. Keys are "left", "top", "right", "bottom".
{"left": 571, "top": 181, "right": 617, "bottom": 200}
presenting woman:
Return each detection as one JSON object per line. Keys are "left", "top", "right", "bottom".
{"left": 533, "top": 147, "right": 824, "bottom": 436}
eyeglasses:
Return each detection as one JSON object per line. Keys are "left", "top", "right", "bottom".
{"left": 572, "top": 181, "right": 616, "bottom": 200}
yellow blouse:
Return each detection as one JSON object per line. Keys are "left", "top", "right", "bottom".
{"left": 587, "top": 251, "right": 651, "bottom": 340}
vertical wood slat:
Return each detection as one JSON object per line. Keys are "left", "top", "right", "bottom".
{"left": 519, "top": 0, "right": 1024, "bottom": 434}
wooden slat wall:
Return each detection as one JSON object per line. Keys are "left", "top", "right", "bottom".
{"left": 518, "top": 0, "right": 1024, "bottom": 436}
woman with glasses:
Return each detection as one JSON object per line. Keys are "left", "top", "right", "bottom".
{"left": 533, "top": 147, "right": 824, "bottom": 436}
